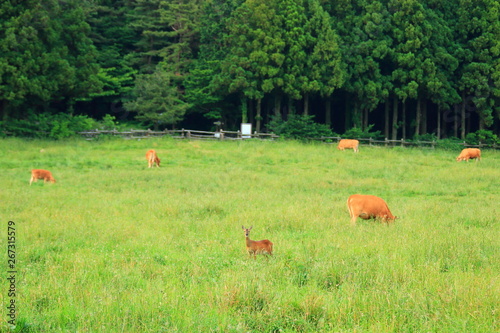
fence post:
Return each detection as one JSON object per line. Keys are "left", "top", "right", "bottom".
{"left": 401, "top": 138, "right": 404, "bottom": 147}
{"left": 385, "top": 138, "right": 388, "bottom": 147}
{"left": 187, "top": 130, "right": 191, "bottom": 139}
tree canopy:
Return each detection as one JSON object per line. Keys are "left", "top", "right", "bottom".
{"left": 1, "top": 0, "right": 499, "bottom": 138}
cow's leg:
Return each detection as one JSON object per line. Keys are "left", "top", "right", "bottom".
{"left": 350, "top": 216, "right": 357, "bottom": 225}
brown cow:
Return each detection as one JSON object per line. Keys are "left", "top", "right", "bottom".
{"left": 146, "top": 150, "right": 160, "bottom": 168}
{"left": 347, "top": 194, "right": 396, "bottom": 225}
{"left": 337, "top": 139, "right": 359, "bottom": 153}
{"left": 30, "top": 169, "right": 56, "bottom": 185}
{"left": 456, "top": 148, "right": 481, "bottom": 162}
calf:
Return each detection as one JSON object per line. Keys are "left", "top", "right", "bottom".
{"left": 456, "top": 148, "right": 481, "bottom": 162}
{"left": 347, "top": 194, "right": 396, "bottom": 225}
{"left": 146, "top": 150, "right": 161, "bottom": 168}
{"left": 30, "top": 169, "right": 56, "bottom": 185}
{"left": 337, "top": 139, "right": 359, "bottom": 153}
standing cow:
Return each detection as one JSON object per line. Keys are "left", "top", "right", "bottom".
{"left": 456, "top": 148, "right": 481, "bottom": 162}
{"left": 337, "top": 139, "right": 359, "bottom": 153}
{"left": 347, "top": 194, "right": 397, "bottom": 225}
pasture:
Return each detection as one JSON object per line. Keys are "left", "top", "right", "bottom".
{"left": 1, "top": 137, "right": 499, "bottom": 332}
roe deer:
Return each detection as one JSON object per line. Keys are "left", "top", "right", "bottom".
{"left": 242, "top": 226, "right": 273, "bottom": 259}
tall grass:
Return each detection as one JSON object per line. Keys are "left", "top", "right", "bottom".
{"left": 1, "top": 137, "right": 499, "bottom": 332}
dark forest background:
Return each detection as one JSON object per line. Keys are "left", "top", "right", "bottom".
{"left": 1, "top": 0, "right": 499, "bottom": 141}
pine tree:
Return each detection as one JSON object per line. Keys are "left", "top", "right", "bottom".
{"left": 218, "top": 0, "right": 286, "bottom": 122}
{"left": 454, "top": 0, "right": 500, "bottom": 131}
{"left": 0, "top": 0, "right": 101, "bottom": 120}
{"left": 127, "top": 0, "right": 169, "bottom": 73}
{"left": 87, "top": 0, "right": 137, "bottom": 107}
{"left": 333, "top": 0, "right": 393, "bottom": 130}
{"left": 124, "top": 69, "right": 190, "bottom": 129}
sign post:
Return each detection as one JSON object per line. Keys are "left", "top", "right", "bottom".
{"left": 241, "top": 123, "right": 252, "bottom": 139}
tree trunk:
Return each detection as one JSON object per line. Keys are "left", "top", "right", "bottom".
{"left": 402, "top": 99, "right": 407, "bottom": 139}
{"left": 241, "top": 95, "right": 248, "bottom": 123}
{"left": 345, "top": 100, "right": 351, "bottom": 130}
{"left": 274, "top": 94, "right": 281, "bottom": 118}
{"left": 363, "top": 108, "right": 369, "bottom": 130}
{"left": 286, "top": 96, "right": 295, "bottom": 118}
{"left": 461, "top": 91, "right": 466, "bottom": 139}
{"left": 384, "top": 101, "right": 390, "bottom": 139}
{"left": 248, "top": 98, "right": 254, "bottom": 126}
{"left": 467, "top": 111, "right": 471, "bottom": 134}
{"left": 256, "top": 98, "right": 262, "bottom": 133}
{"left": 415, "top": 98, "right": 421, "bottom": 137}
{"left": 453, "top": 104, "right": 458, "bottom": 138}
{"left": 352, "top": 104, "right": 361, "bottom": 128}
{"left": 422, "top": 100, "right": 427, "bottom": 134}
{"left": 442, "top": 109, "right": 448, "bottom": 138}
{"left": 1, "top": 100, "right": 7, "bottom": 121}
{"left": 437, "top": 106, "right": 441, "bottom": 139}
{"left": 392, "top": 96, "right": 398, "bottom": 140}
{"left": 303, "top": 94, "right": 309, "bottom": 116}
{"left": 325, "top": 98, "right": 331, "bottom": 127}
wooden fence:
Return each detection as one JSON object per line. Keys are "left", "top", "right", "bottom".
{"left": 315, "top": 136, "right": 437, "bottom": 148}
{"left": 78, "top": 128, "right": 279, "bottom": 141}
{"left": 78, "top": 129, "right": 499, "bottom": 149}
{"left": 315, "top": 136, "right": 499, "bottom": 149}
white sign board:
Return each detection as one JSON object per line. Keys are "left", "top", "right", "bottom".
{"left": 241, "top": 123, "right": 252, "bottom": 139}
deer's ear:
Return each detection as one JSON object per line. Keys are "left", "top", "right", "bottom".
{"left": 249, "top": 226, "right": 253, "bottom": 230}
{"left": 241, "top": 226, "right": 245, "bottom": 229}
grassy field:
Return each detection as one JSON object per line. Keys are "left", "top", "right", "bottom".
{"left": 1, "top": 137, "right": 499, "bottom": 332}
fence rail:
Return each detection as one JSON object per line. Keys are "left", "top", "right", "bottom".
{"left": 316, "top": 136, "right": 438, "bottom": 148}
{"left": 78, "top": 129, "right": 279, "bottom": 141}
{"left": 77, "top": 129, "right": 499, "bottom": 149}
{"left": 316, "top": 136, "right": 499, "bottom": 149}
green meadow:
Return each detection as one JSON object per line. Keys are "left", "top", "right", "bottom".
{"left": 1, "top": 137, "right": 499, "bottom": 332}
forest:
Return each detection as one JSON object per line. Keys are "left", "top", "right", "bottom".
{"left": 1, "top": 0, "right": 499, "bottom": 140}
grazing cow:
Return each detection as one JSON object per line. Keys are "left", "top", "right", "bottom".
{"left": 347, "top": 194, "right": 396, "bottom": 225}
{"left": 337, "top": 139, "right": 359, "bottom": 153}
{"left": 146, "top": 150, "right": 160, "bottom": 168}
{"left": 456, "top": 148, "right": 481, "bottom": 162}
{"left": 30, "top": 169, "right": 56, "bottom": 185}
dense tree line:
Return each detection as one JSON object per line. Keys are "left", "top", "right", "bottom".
{"left": 1, "top": 0, "right": 499, "bottom": 139}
